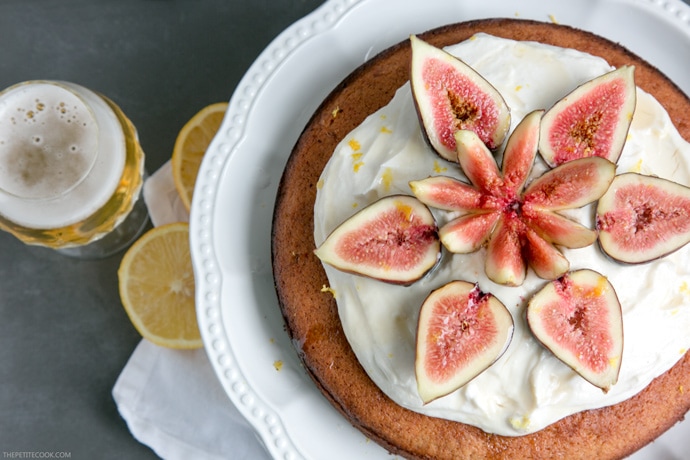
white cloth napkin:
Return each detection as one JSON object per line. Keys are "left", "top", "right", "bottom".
{"left": 112, "top": 162, "right": 271, "bottom": 460}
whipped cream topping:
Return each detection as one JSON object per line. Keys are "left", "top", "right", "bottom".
{"left": 313, "top": 34, "right": 690, "bottom": 436}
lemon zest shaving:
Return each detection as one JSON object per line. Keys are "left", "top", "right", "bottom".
{"left": 381, "top": 167, "right": 394, "bottom": 191}
{"left": 321, "top": 285, "right": 337, "bottom": 298}
{"left": 433, "top": 160, "right": 447, "bottom": 174}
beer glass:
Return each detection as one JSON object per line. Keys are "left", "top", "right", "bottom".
{"left": 0, "top": 80, "right": 148, "bottom": 258}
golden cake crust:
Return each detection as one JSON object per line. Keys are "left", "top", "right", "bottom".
{"left": 272, "top": 18, "right": 690, "bottom": 459}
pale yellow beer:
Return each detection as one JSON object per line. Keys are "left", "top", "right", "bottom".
{"left": 0, "top": 81, "right": 146, "bottom": 254}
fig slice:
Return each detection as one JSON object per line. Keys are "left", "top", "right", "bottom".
{"left": 455, "top": 130, "right": 505, "bottom": 196}
{"left": 485, "top": 212, "right": 526, "bottom": 287}
{"left": 409, "top": 176, "right": 502, "bottom": 213}
{"left": 501, "top": 109, "right": 542, "bottom": 192}
{"left": 439, "top": 211, "right": 500, "bottom": 253}
{"left": 526, "top": 269, "right": 623, "bottom": 392}
{"left": 522, "top": 156, "right": 616, "bottom": 211}
{"left": 521, "top": 206, "right": 597, "bottom": 249}
{"left": 523, "top": 226, "right": 570, "bottom": 281}
{"left": 314, "top": 195, "right": 441, "bottom": 285}
{"left": 410, "top": 35, "right": 511, "bottom": 162}
{"left": 416, "top": 281, "right": 514, "bottom": 404}
{"left": 596, "top": 173, "right": 690, "bottom": 264}
{"left": 539, "top": 66, "right": 636, "bottom": 167}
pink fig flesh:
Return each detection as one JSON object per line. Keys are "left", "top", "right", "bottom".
{"left": 526, "top": 269, "right": 623, "bottom": 392}
{"left": 416, "top": 281, "right": 513, "bottom": 404}
{"left": 539, "top": 66, "right": 636, "bottom": 167}
{"left": 314, "top": 195, "right": 440, "bottom": 285}
{"left": 596, "top": 173, "right": 690, "bottom": 263}
{"left": 410, "top": 35, "right": 511, "bottom": 161}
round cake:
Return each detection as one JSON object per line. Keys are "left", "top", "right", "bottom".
{"left": 272, "top": 18, "right": 690, "bottom": 459}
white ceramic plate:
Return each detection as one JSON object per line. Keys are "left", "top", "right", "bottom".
{"left": 190, "top": 0, "right": 690, "bottom": 458}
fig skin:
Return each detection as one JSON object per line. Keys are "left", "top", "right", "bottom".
{"left": 313, "top": 195, "right": 441, "bottom": 286}
{"left": 526, "top": 269, "right": 623, "bottom": 393}
{"left": 415, "top": 281, "right": 514, "bottom": 404}
{"left": 410, "top": 35, "right": 511, "bottom": 162}
{"left": 539, "top": 65, "right": 636, "bottom": 167}
{"left": 596, "top": 173, "right": 690, "bottom": 264}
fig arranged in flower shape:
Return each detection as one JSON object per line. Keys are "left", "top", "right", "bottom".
{"left": 526, "top": 269, "right": 623, "bottom": 392}
{"left": 416, "top": 280, "right": 513, "bottom": 404}
{"left": 596, "top": 173, "right": 690, "bottom": 263}
{"left": 539, "top": 66, "right": 636, "bottom": 167}
{"left": 411, "top": 111, "right": 616, "bottom": 286}
{"left": 314, "top": 195, "right": 441, "bottom": 285}
{"left": 410, "top": 35, "right": 511, "bottom": 162}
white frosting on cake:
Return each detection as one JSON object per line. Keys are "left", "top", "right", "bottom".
{"left": 313, "top": 34, "right": 690, "bottom": 436}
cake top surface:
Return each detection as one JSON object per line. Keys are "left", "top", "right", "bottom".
{"left": 313, "top": 33, "right": 690, "bottom": 436}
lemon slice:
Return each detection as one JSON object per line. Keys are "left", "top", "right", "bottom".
{"left": 172, "top": 102, "right": 228, "bottom": 211}
{"left": 118, "top": 222, "right": 202, "bottom": 349}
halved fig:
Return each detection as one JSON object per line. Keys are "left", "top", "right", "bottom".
{"left": 527, "top": 269, "right": 623, "bottom": 392}
{"left": 596, "top": 173, "right": 690, "bottom": 263}
{"left": 416, "top": 281, "right": 513, "bottom": 403}
{"left": 410, "top": 35, "right": 511, "bottom": 162}
{"left": 314, "top": 195, "right": 441, "bottom": 285}
{"left": 539, "top": 66, "right": 636, "bottom": 167}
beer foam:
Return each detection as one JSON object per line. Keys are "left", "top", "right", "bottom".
{"left": 0, "top": 82, "right": 99, "bottom": 199}
{"left": 0, "top": 81, "right": 126, "bottom": 229}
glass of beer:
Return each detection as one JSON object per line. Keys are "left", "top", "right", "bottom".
{"left": 0, "top": 80, "right": 148, "bottom": 258}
